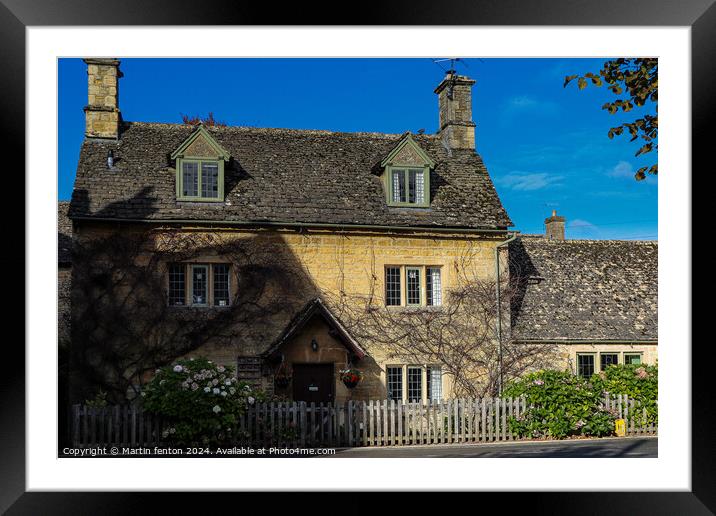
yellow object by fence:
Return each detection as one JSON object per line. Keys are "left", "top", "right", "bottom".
{"left": 615, "top": 419, "right": 626, "bottom": 437}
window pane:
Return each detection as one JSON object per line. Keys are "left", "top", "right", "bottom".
{"left": 408, "top": 367, "right": 422, "bottom": 402}
{"left": 408, "top": 170, "right": 417, "bottom": 203}
{"left": 577, "top": 354, "right": 594, "bottom": 379}
{"left": 168, "top": 264, "right": 185, "bottom": 306}
{"left": 387, "top": 367, "right": 403, "bottom": 401}
{"left": 201, "top": 162, "right": 219, "bottom": 198}
{"left": 392, "top": 171, "right": 401, "bottom": 202}
{"left": 625, "top": 354, "right": 642, "bottom": 365}
{"left": 414, "top": 169, "right": 425, "bottom": 204}
{"left": 406, "top": 267, "right": 421, "bottom": 305}
{"left": 385, "top": 267, "right": 401, "bottom": 306}
{"left": 213, "top": 264, "right": 230, "bottom": 307}
{"left": 600, "top": 353, "right": 619, "bottom": 370}
{"left": 392, "top": 170, "right": 406, "bottom": 203}
{"left": 182, "top": 162, "right": 198, "bottom": 197}
{"left": 427, "top": 366, "right": 442, "bottom": 401}
{"left": 426, "top": 267, "right": 442, "bottom": 306}
{"left": 192, "top": 265, "right": 208, "bottom": 305}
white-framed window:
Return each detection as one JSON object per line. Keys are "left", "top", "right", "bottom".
{"left": 427, "top": 366, "right": 443, "bottom": 401}
{"left": 600, "top": 352, "right": 619, "bottom": 371}
{"left": 407, "top": 366, "right": 423, "bottom": 402}
{"left": 386, "top": 364, "right": 443, "bottom": 403}
{"left": 624, "top": 353, "right": 642, "bottom": 365}
{"left": 406, "top": 267, "right": 422, "bottom": 306}
{"left": 384, "top": 265, "right": 443, "bottom": 307}
{"left": 168, "top": 263, "right": 231, "bottom": 307}
{"left": 577, "top": 353, "right": 595, "bottom": 379}
{"left": 387, "top": 366, "right": 403, "bottom": 401}
{"left": 576, "top": 350, "right": 647, "bottom": 377}
{"left": 426, "top": 267, "right": 442, "bottom": 306}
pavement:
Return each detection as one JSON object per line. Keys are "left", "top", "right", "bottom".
{"left": 327, "top": 436, "right": 657, "bottom": 458}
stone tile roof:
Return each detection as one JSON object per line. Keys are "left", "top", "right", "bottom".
{"left": 58, "top": 201, "right": 72, "bottom": 266}
{"left": 262, "top": 298, "right": 367, "bottom": 360}
{"left": 509, "top": 236, "right": 657, "bottom": 341}
{"left": 68, "top": 122, "right": 512, "bottom": 230}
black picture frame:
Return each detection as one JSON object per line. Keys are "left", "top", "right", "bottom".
{"left": 3, "top": 0, "right": 711, "bottom": 512}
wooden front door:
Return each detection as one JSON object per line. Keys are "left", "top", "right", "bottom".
{"left": 292, "top": 363, "right": 334, "bottom": 403}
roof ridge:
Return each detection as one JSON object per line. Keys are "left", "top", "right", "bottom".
{"left": 122, "top": 120, "right": 438, "bottom": 140}
{"left": 518, "top": 236, "right": 657, "bottom": 244}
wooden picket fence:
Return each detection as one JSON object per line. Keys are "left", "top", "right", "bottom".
{"left": 70, "top": 394, "right": 657, "bottom": 449}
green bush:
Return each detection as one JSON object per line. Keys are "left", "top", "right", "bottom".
{"left": 141, "top": 357, "right": 269, "bottom": 446}
{"left": 503, "top": 370, "right": 615, "bottom": 439}
{"left": 590, "top": 363, "right": 658, "bottom": 425}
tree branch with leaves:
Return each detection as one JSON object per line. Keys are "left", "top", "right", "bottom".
{"left": 565, "top": 58, "right": 657, "bottom": 180}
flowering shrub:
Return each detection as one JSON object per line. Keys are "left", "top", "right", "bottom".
{"left": 504, "top": 370, "right": 615, "bottom": 439}
{"left": 142, "top": 357, "right": 268, "bottom": 445}
{"left": 590, "top": 363, "right": 658, "bottom": 424}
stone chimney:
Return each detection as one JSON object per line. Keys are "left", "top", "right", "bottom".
{"left": 545, "top": 210, "right": 566, "bottom": 240}
{"left": 83, "top": 58, "right": 122, "bottom": 139}
{"left": 434, "top": 71, "right": 476, "bottom": 150}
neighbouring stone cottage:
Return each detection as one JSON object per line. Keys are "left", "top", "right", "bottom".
{"left": 509, "top": 212, "right": 657, "bottom": 379}
{"left": 61, "top": 58, "right": 657, "bottom": 404}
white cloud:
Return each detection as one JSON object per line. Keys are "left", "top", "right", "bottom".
{"left": 502, "top": 95, "right": 560, "bottom": 118}
{"left": 606, "top": 160, "right": 658, "bottom": 185}
{"left": 568, "top": 218, "right": 600, "bottom": 238}
{"left": 608, "top": 160, "right": 634, "bottom": 178}
{"left": 496, "top": 172, "right": 564, "bottom": 191}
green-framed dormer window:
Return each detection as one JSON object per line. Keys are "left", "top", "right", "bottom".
{"left": 380, "top": 133, "right": 435, "bottom": 208}
{"left": 388, "top": 167, "right": 429, "bottom": 207}
{"left": 171, "top": 124, "right": 231, "bottom": 202}
{"left": 178, "top": 159, "right": 224, "bottom": 201}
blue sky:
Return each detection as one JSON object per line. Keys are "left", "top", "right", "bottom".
{"left": 58, "top": 58, "right": 657, "bottom": 240}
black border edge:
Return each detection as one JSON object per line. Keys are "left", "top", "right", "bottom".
{"left": 0, "top": 0, "right": 26, "bottom": 514}
{"left": 4, "top": 0, "right": 714, "bottom": 513}
{"left": 692, "top": 1, "right": 716, "bottom": 513}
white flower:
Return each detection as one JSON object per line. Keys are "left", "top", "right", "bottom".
{"left": 248, "top": 396, "right": 255, "bottom": 405}
{"left": 191, "top": 383, "right": 198, "bottom": 390}
{"left": 140, "top": 391, "right": 146, "bottom": 397}
{"left": 173, "top": 365, "right": 183, "bottom": 373}
{"left": 225, "top": 380, "right": 231, "bottom": 386}
{"left": 213, "top": 388, "right": 220, "bottom": 394}
{"left": 229, "top": 388, "right": 236, "bottom": 395}
{"left": 220, "top": 391, "right": 228, "bottom": 397}
{"left": 204, "top": 387, "right": 211, "bottom": 393}
{"left": 212, "top": 379, "right": 219, "bottom": 386}
{"left": 217, "top": 365, "right": 225, "bottom": 373}
{"left": 189, "top": 357, "right": 194, "bottom": 361}
{"left": 212, "top": 405, "right": 221, "bottom": 413}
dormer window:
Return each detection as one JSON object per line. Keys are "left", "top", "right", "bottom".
{"left": 390, "top": 167, "right": 426, "bottom": 205}
{"left": 380, "top": 133, "right": 435, "bottom": 208}
{"left": 171, "top": 124, "right": 230, "bottom": 202}
{"left": 180, "top": 160, "right": 220, "bottom": 199}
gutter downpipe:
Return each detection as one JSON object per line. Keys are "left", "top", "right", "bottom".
{"left": 495, "top": 231, "right": 518, "bottom": 395}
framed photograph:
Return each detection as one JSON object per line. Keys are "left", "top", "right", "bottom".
{"left": 4, "top": 0, "right": 712, "bottom": 511}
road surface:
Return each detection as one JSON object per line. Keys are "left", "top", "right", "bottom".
{"left": 327, "top": 436, "right": 657, "bottom": 458}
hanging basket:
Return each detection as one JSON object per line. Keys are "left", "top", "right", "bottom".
{"left": 340, "top": 369, "right": 363, "bottom": 389}
{"left": 274, "top": 375, "right": 291, "bottom": 389}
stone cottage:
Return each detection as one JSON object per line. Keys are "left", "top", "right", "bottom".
{"left": 509, "top": 212, "right": 657, "bottom": 379}
{"left": 63, "top": 58, "right": 656, "bottom": 404}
